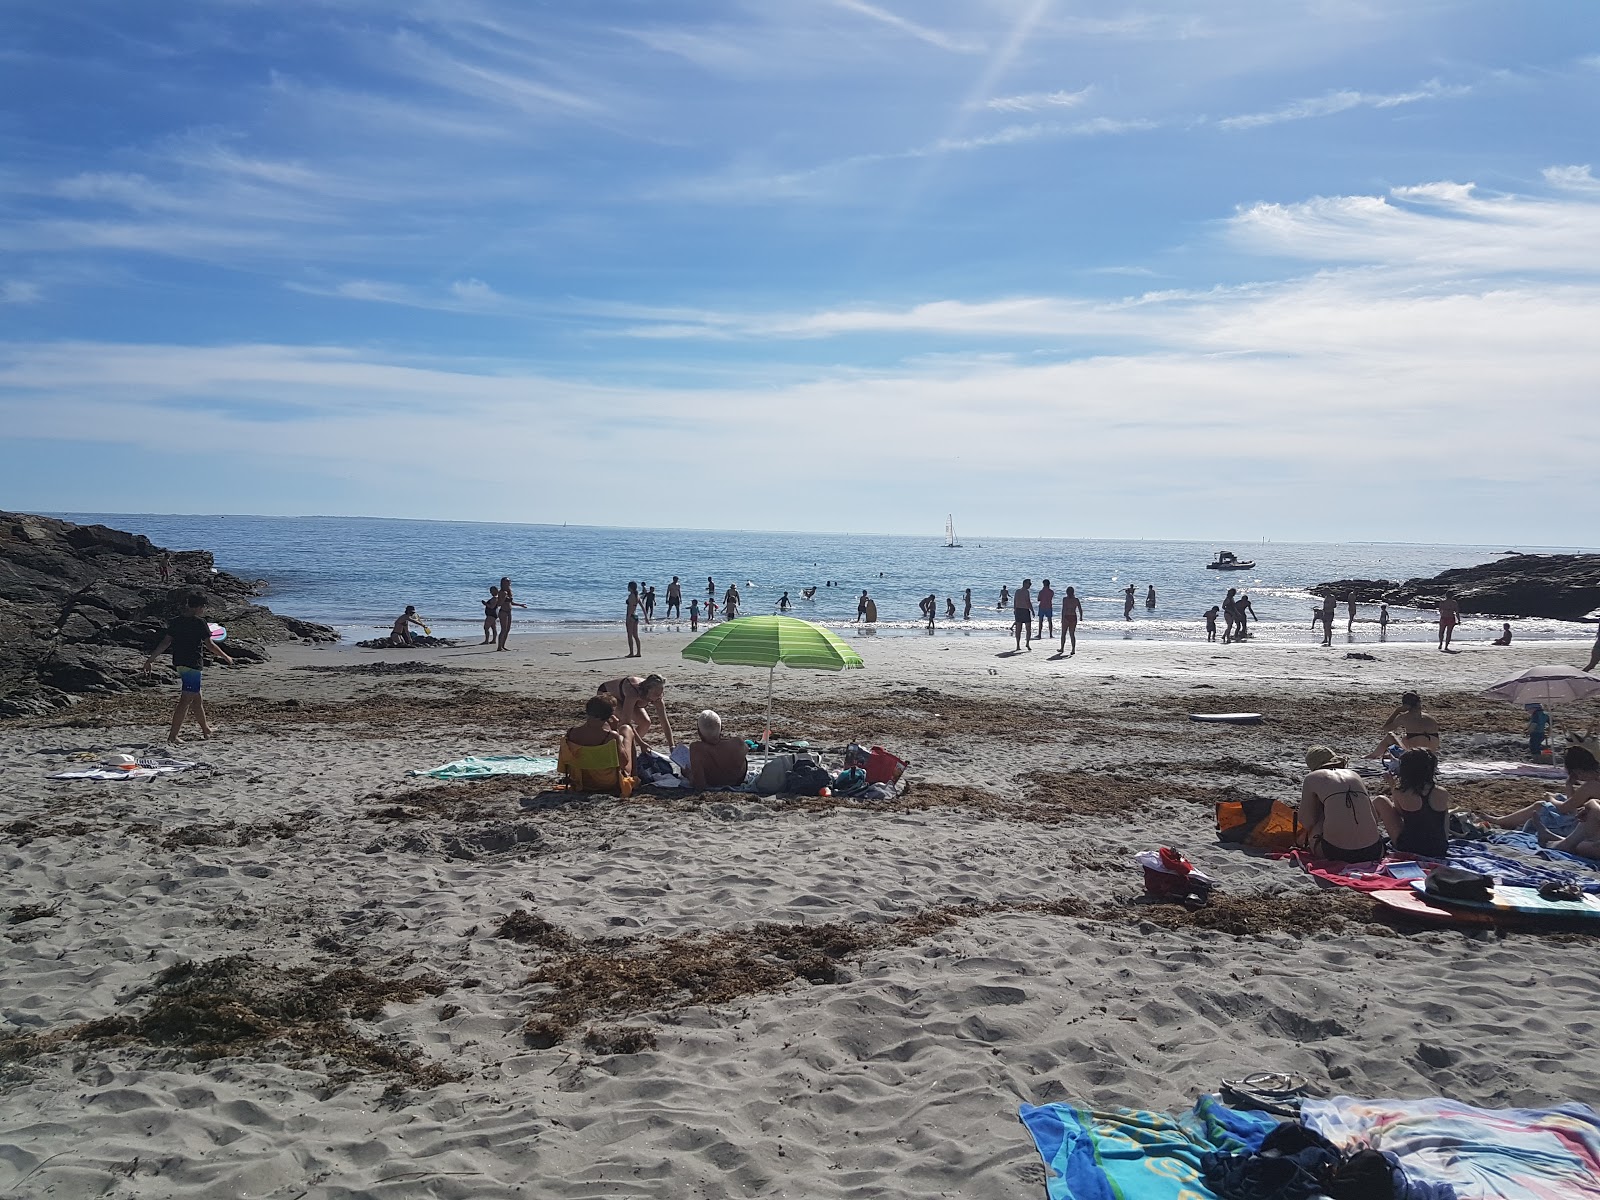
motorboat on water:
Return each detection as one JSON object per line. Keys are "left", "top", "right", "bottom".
{"left": 1206, "top": 550, "right": 1256, "bottom": 571}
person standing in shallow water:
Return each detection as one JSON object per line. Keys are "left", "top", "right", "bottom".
{"left": 496, "top": 577, "right": 526, "bottom": 651}
{"left": 1123, "top": 585, "right": 1136, "bottom": 621}
{"left": 481, "top": 586, "right": 500, "bottom": 644}
{"left": 666, "top": 577, "right": 682, "bottom": 620}
{"left": 1036, "top": 579, "right": 1055, "bottom": 641}
{"left": 962, "top": 588, "right": 972, "bottom": 621}
{"left": 1146, "top": 585, "right": 1156, "bottom": 611}
{"left": 625, "top": 582, "right": 643, "bottom": 657}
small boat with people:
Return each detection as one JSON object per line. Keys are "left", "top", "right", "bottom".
{"left": 1206, "top": 550, "right": 1256, "bottom": 571}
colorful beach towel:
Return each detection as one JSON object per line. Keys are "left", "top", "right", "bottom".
{"left": 50, "top": 757, "right": 199, "bottom": 781}
{"left": 409, "top": 755, "right": 559, "bottom": 780}
{"left": 1289, "top": 847, "right": 1600, "bottom": 894}
{"left": 1489, "top": 829, "right": 1600, "bottom": 872}
{"left": 1018, "top": 1095, "right": 1279, "bottom": 1200}
{"left": 1305, "top": 1096, "right": 1600, "bottom": 1199}
{"left": 1436, "top": 760, "right": 1565, "bottom": 782}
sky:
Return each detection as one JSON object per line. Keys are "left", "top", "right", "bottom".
{"left": 2, "top": 0, "right": 1598, "bottom": 544}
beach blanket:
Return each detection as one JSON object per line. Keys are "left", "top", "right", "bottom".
{"left": 1289, "top": 846, "right": 1600, "bottom": 894}
{"left": 1019, "top": 1094, "right": 1280, "bottom": 1200}
{"left": 409, "top": 755, "right": 558, "bottom": 780}
{"left": 1489, "top": 830, "right": 1600, "bottom": 872}
{"left": 50, "top": 757, "right": 198, "bottom": 781}
{"left": 1437, "top": 760, "right": 1565, "bottom": 782}
{"left": 1305, "top": 1096, "right": 1600, "bottom": 1199}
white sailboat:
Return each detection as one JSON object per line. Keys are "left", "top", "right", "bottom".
{"left": 944, "top": 515, "right": 962, "bottom": 548}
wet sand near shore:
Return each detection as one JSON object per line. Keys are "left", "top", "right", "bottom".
{"left": 2, "top": 632, "right": 1597, "bottom": 1199}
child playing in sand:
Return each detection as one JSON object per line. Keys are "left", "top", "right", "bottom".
{"left": 142, "top": 591, "right": 233, "bottom": 744}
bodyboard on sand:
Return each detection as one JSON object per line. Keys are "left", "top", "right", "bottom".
{"left": 1372, "top": 889, "right": 1496, "bottom": 925}
{"left": 1408, "top": 880, "right": 1600, "bottom": 922}
{"left": 1190, "top": 712, "right": 1264, "bottom": 725}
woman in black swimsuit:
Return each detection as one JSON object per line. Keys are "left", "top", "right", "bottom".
{"left": 1376, "top": 749, "right": 1449, "bottom": 858}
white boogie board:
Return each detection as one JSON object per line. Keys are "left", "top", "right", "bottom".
{"left": 1189, "top": 712, "right": 1263, "bottom": 725}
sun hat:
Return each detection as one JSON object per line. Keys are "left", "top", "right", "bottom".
{"left": 102, "top": 752, "right": 137, "bottom": 767}
{"left": 1305, "top": 746, "right": 1345, "bottom": 771}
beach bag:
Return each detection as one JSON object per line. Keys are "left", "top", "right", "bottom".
{"left": 1137, "top": 847, "right": 1214, "bottom": 901}
{"left": 754, "top": 753, "right": 795, "bottom": 795}
{"left": 1215, "top": 796, "right": 1299, "bottom": 851}
{"left": 1425, "top": 866, "right": 1493, "bottom": 904}
{"left": 832, "top": 766, "right": 867, "bottom": 794}
{"left": 786, "top": 760, "right": 831, "bottom": 796}
{"left": 865, "top": 746, "right": 907, "bottom": 786}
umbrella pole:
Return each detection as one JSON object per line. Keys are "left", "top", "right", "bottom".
{"left": 765, "top": 665, "right": 774, "bottom": 760}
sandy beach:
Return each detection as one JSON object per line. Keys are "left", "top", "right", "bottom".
{"left": 4, "top": 628, "right": 1599, "bottom": 1199}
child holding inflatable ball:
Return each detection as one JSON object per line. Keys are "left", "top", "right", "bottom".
{"left": 143, "top": 591, "right": 233, "bottom": 744}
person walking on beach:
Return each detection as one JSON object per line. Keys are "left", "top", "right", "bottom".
{"left": 666, "top": 577, "right": 682, "bottom": 619}
{"left": 1379, "top": 604, "right": 1390, "bottom": 641}
{"left": 1223, "top": 588, "right": 1239, "bottom": 643}
{"left": 625, "top": 582, "right": 643, "bottom": 657}
{"left": 1058, "top": 586, "right": 1084, "bottom": 656}
{"left": 962, "top": 588, "right": 972, "bottom": 621}
{"left": 1146, "top": 585, "right": 1156, "bottom": 611}
{"left": 689, "top": 598, "right": 700, "bottom": 632}
{"left": 481, "top": 586, "right": 500, "bottom": 644}
{"left": 1036, "top": 579, "right": 1055, "bottom": 640}
{"left": 644, "top": 586, "right": 657, "bottom": 623}
{"left": 142, "top": 590, "right": 234, "bottom": 745}
{"left": 724, "top": 584, "right": 740, "bottom": 619}
{"left": 496, "top": 577, "right": 526, "bottom": 652}
{"left": 1437, "top": 595, "right": 1459, "bottom": 651}
{"left": 1123, "top": 585, "right": 1136, "bottom": 621}
{"left": 1346, "top": 594, "right": 1358, "bottom": 633}
{"left": 920, "top": 593, "right": 936, "bottom": 630}
{"left": 1204, "top": 605, "right": 1220, "bottom": 642}
{"left": 1316, "top": 594, "right": 1336, "bottom": 647}
{"left": 1013, "top": 579, "right": 1033, "bottom": 651}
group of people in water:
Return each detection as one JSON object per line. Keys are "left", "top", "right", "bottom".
{"left": 1296, "top": 689, "right": 1600, "bottom": 864}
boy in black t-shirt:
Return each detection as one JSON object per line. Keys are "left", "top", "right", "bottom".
{"left": 143, "top": 591, "right": 233, "bottom": 744}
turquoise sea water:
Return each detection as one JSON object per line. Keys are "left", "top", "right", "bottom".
{"left": 56, "top": 514, "right": 1595, "bottom": 647}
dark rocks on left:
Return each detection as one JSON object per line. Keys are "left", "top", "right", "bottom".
{"left": 0, "top": 511, "right": 336, "bottom": 717}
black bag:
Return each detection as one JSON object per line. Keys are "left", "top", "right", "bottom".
{"left": 786, "top": 760, "right": 832, "bottom": 796}
{"left": 1425, "top": 866, "right": 1493, "bottom": 903}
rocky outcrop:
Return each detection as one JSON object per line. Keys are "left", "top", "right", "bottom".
{"left": 1313, "top": 554, "right": 1600, "bottom": 622}
{"left": 1, "top": 511, "right": 336, "bottom": 717}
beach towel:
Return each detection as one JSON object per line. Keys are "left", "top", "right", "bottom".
{"left": 1289, "top": 847, "right": 1600, "bottom": 894}
{"left": 409, "top": 755, "right": 559, "bottom": 780}
{"left": 1019, "top": 1094, "right": 1280, "bottom": 1200}
{"left": 1436, "top": 760, "right": 1565, "bottom": 782}
{"left": 50, "top": 757, "right": 198, "bottom": 781}
{"left": 1489, "top": 830, "right": 1600, "bottom": 872}
{"left": 1305, "top": 1096, "right": 1600, "bottom": 1199}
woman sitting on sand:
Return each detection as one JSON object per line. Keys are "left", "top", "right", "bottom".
{"left": 1487, "top": 746, "right": 1600, "bottom": 837}
{"left": 598, "top": 673, "right": 675, "bottom": 752}
{"left": 1365, "top": 692, "right": 1441, "bottom": 762}
{"left": 1374, "top": 749, "right": 1450, "bottom": 858}
{"left": 1298, "top": 747, "right": 1386, "bottom": 863}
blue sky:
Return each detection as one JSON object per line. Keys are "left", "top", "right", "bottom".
{"left": 3, "top": 0, "right": 1598, "bottom": 544}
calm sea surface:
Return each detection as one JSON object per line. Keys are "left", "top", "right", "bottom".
{"left": 56, "top": 514, "right": 1596, "bottom": 647}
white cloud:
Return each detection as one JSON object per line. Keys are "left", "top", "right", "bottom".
{"left": 1, "top": 281, "right": 41, "bottom": 304}
{"left": 287, "top": 277, "right": 523, "bottom": 313}
{"left": 985, "top": 86, "right": 1093, "bottom": 113}
{"left": 1544, "top": 164, "right": 1599, "bottom": 192}
{"left": 1217, "top": 79, "right": 1471, "bottom": 130}
{"left": 829, "top": 0, "right": 983, "bottom": 53}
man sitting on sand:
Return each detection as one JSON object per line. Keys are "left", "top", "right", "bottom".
{"left": 1298, "top": 746, "right": 1386, "bottom": 862}
{"left": 598, "top": 673, "right": 675, "bottom": 752}
{"left": 559, "top": 694, "right": 636, "bottom": 795}
{"left": 689, "top": 710, "right": 748, "bottom": 788}
{"left": 1365, "top": 691, "right": 1440, "bottom": 762}
{"left": 1487, "top": 746, "right": 1600, "bottom": 837}
{"left": 391, "top": 605, "right": 426, "bottom": 646}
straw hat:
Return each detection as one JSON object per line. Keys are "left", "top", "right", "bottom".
{"left": 1305, "top": 746, "right": 1346, "bottom": 771}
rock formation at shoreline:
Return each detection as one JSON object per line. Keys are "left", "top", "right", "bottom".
{"left": 1, "top": 511, "right": 336, "bottom": 717}
{"left": 1313, "top": 553, "right": 1600, "bottom": 622}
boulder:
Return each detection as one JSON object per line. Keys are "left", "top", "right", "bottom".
{"left": 1, "top": 510, "right": 338, "bottom": 714}
{"left": 1314, "top": 554, "right": 1600, "bottom": 621}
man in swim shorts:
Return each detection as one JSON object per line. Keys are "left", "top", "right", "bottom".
{"left": 142, "top": 591, "right": 234, "bottom": 744}
{"left": 1013, "top": 579, "right": 1033, "bottom": 651}
{"left": 1036, "top": 579, "right": 1055, "bottom": 640}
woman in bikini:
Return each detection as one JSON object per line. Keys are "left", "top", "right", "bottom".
{"left": 1299, "top": 747, "right": 1386, "bottom": 863}
{"left": 1375, "top": 749, "right": 1450, "bottom": 858}
{"left": 598, "top": 673, "right": 673, "bottom": 751}
{"left": 1365, "top": 692, "right": 1440, "bottom": 762}
{"left": 625, "top": 582, "right": 643, "bottom": 657}
{"left": 496, "top": 577, "right": 526, "bottom": 652}
{"left": 1057, "top": 586, "right": 1085, "bottom": 657}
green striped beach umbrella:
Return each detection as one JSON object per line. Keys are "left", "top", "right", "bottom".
{"left": 681, "top": 615, "right": 864, "bottom": 757}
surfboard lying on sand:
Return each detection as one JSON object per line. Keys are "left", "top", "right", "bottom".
{"left": 1371, "top": 888, "right": 1496, "bottom": 925}
{"left": 1408, "top": 880, "right": 1600, "bottom": 921}
{"left": 1189, "top": 713, "right": 1264, "bottom": 725}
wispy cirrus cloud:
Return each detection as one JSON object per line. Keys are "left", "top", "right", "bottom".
{"left": 1217, "top": 78, "right": 1471, "bottom": 130}
{"left": 287, "top": 277, "right": 524, "bottom": 314}
{"left": 1, "top": 281, "right": 42, "bottom": 304}
{"left": 830, "top": 0, "right": 983, "bottom": 53}
{"left": 984, "top": 86, "right": 1094, "bottom": 113}
{"left": 1545, "top": 164, "right": 1599, "bottom": 192}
